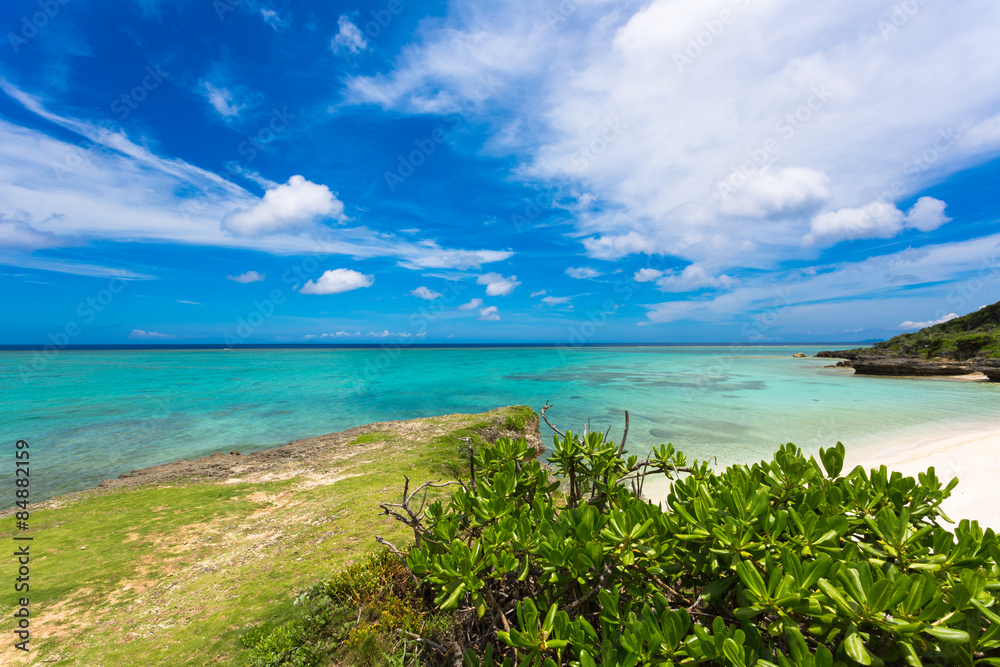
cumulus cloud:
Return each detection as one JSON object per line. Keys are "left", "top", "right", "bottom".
{"left": 458, "top": 298, "right": 483, "bottom": 310}
{"left": 529, "top": 289, "right": 547, "bottom": 297}
{"left": 633, "top": 268, "right": 664, "bottom": 283}
{"left": 655, "top": 264, "right": 738, "bottom": 293}
{"left": 129, "top": 329, "right": 175, "bottom": 340}
{"left": 899, "top": 313, "right": 959, "bottom": 330}
{"left": 477, "top": 272, "right": 520, "bottom": 296}
{"left": 718, "top": 168, "right": 830, "bottom": 219}
{"left": 411, "top": 286, "right": 442, "bottom": 300}
{"left": 227, "top": 270, "right": 266, "bottom": 283}
{"left": 566, "top": 266, "right": 602, "bottom": 279}
{"left": 805, "top": 197, "right": 950, "bottom": 247}
{"left": 299, "top": 268, "right": 374, "bottom": 295}
{"left": 222, "top": 175, "right": 345, "bottom": 236}
{"left": 332, "top": 15, "right": 368, "bottom": 54}
{"left": 346, "top": 0, "right": 1000, "bottom": 274}
{"left": 905, "top": 197, "right": 951, "bottom": 232}
{"left": 479, "top": 305, "right": 500, "bottom": 321}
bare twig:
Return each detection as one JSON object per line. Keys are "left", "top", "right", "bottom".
{"left": 617, "top": 410, "right": 630, "bottom": 457}
{"left": 376, "top": 535, "right": 421, "bottom": 586}
{"left": 540, "top": 401, "right": 566, "bottom": 438}
{"left": 397, "top": 629, "right": 449, "bottom": 655}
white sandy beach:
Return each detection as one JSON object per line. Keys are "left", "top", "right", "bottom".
{"left": 846, "top": 426, "right": 1000, "bottom": 531}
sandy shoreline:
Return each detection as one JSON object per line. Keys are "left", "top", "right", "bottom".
{"left": 845, "top": 426, "right": 1000, "bottom": 531}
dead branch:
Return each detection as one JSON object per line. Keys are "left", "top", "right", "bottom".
{"left": 376, "top": 535, "right": 421, "bottom": 586}
{"left": 540, "top": 401, "right": 566, "bottom": 438}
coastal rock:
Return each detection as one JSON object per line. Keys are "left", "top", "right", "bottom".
{"left": 974, "top": 359, "right": 1000, "bottom": 382}
{"left": 793, "top": 353, "right": 807, "bottom": 357}
{"left": 836, "top": 361, "right": 852, "bottom": 368}
{"left": 815, "top": 350, "right": 861, "bottom": 360}
{"left": 851, "top": 357, "right": 974, "bottom": 376}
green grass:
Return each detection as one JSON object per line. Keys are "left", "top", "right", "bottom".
{"left": 2, "top": 405, "right": 536, "bottom": 666}
{"left": 350, "top": 431, "right": 393, "bottom": 445}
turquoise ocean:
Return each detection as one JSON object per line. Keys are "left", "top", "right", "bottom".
{"left": 2, "top": 345, "right": 998, "bottom": 503}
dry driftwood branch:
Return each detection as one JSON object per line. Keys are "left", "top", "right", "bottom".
{"left": 540, "top": 400, "right": 566, "bottom": 438}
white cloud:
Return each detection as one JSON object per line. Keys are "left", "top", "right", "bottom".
{"left": 227, "top": 270, "right": 266, "bottom": 283}
{"left": 479, "top": 305, "right": 500, "bottom": 321}
{"left": 641, "top": 232, "right": 1000, "bottom": 326}
{"left": 458, "top": 298, "right": 483, "bottom": 310}
{"left": 0, "top": 84, "right": 514, "bottom": 270}
{"left": 332, "top": 15, "right": 368, "bottom": 54}
{"left": 260, "top": 8, "right": 288, "bottom": 31}
{"left": 0, "top": 218, "right": 64, "bottom": 249}
{"left": 541, "top": 295, "right": 572, "bottom": 306}
{"left": 176, "top": 300, "right": 202, "bottom": 305}
{"left": 411, "top": 286, "right": 442, "bottom": 300}
{"left": 633, "top": 268, "right": 664, "bottom": 283}
{"left": 655, "top": 264, "right": 738, "bottom": 293}
{"left": 129, "top": 329, "right": 175, "bottom": 340}
{"left": 222, "top": 175, "right": 345, "bottom": 236}
{"left": 477, "top": 272, "right": 520, "bottom": 296}
{"left": 348, "top": 0, "right": 1000, "bottom": 272}
{"left": 805, "top": 197, "right": 950, "bottom": 247}
{"left": 201, "top": 82, "right": 244, "bottom": 118}
{"left": 309, "top": 330, "right": 423, "bottom": 339}
{"left": 529, "top": 289, "right": 547, "bottom": 297}
{"left": 299, "top": 268, "right": 374, "bottom": 295}
{"left": 899, "top": 313, "right": 959, "bottom": 330}
{"left": 566, "top": 266, "right": 602, "bottom": 279}
{"left": 905, "top": 196, "right": 951, "bottom": 232}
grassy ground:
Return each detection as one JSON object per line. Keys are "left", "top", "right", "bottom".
{"left": 1, "top": 405, "right": 539, "bottom": 666}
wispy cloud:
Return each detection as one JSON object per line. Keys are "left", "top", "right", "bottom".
{"left": 0, "top": 83, "right": 513, "bottom": 270}
{"left": 331, "top": 15, "right": 368, "bottom": 55}
{"left": 348, "top": 0, "right": 1000, "bottom": 276}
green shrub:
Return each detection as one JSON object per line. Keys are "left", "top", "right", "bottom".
{"left": 243, "top": 549, "right": 438, "bottom": 666}
{"left": 390, "top": 429, "right": 1000, "bottom": 666}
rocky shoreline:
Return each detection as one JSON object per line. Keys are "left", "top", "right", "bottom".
{"left": 815, "top": 349, "right": 999, "bottom": 380}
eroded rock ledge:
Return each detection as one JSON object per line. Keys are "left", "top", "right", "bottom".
{"left": 815, "top": 350, "right": 998, "bottom": 380}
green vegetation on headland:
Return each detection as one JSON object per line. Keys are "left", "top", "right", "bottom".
{"left": 9, "top": 406, "right": 1000, "bottom": 665}
{"left": 0, "top": 406, "right": 539, "bottom": 665}
{"left": 255, "top": 418, "right": 1000, "bottom": 666}
{"left": 817, "top": 300, "right": 1000, "bottom": 379}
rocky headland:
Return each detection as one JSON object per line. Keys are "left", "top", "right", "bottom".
{"left": 816, "top": 300, "right": 1000, "bottom": 380}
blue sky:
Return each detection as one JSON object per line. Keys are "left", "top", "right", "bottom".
{"left": 1, "top": 0, "right": 999, "bottom": 345}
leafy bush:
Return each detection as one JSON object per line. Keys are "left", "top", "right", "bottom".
{"left": 386, "top": 427, "right": 1000, "bottom": 666}
{"left": 243, "top": 549, "right": 440, "bottom": 666}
